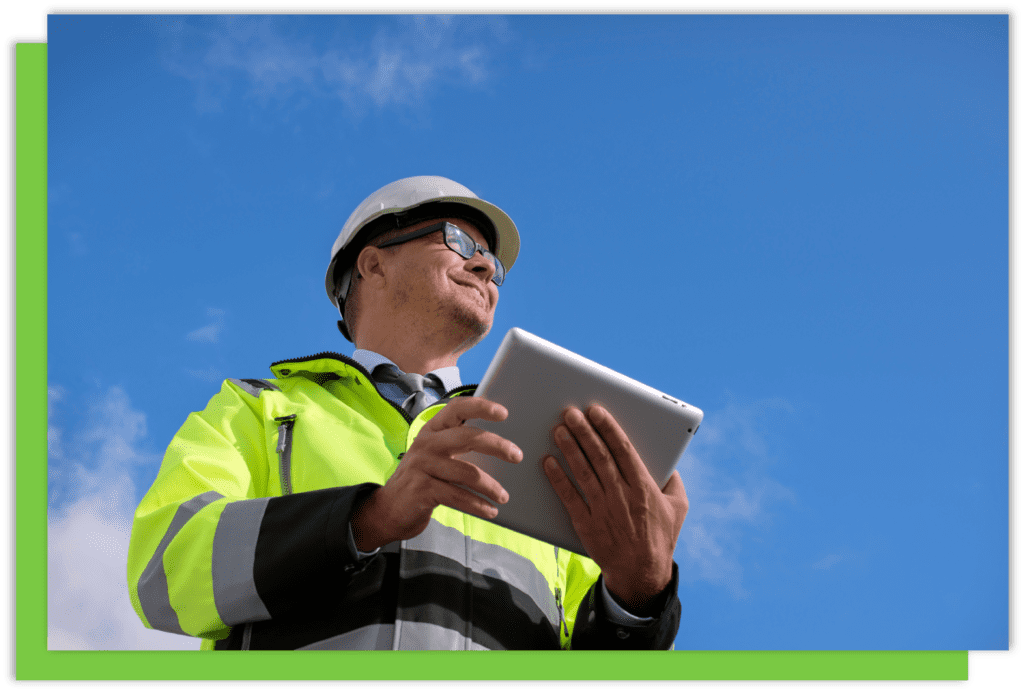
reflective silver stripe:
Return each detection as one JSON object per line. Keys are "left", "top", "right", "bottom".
{"left": 228, "top": 378, "right": 281, "bottom": 398}
{"left": 137, "top": 491, "right": 224, "bottom": 634}
{"left": 471, "top": 537, "right": 560, "bottom": 628}
{"left": 298, "top": 624, "right": 396, "bottom": 650}
{"left": 395, "top": 621, "right": 489, "bottom": 651}
{"left": 211, "top": 498, "right": 272, "bottom": 626}
{"left": 404, "top": 519, "right": 559, "bottom": 627}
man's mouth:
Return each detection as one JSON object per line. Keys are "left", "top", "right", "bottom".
{"left": 455, "top": 279, "right": 487, "bottom": 305}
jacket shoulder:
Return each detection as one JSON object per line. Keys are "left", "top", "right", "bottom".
{"left": 226, "top": 378, "right": 281, "bottom": 399}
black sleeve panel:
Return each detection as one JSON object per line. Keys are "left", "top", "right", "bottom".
{"left": 570, "top": 562, "right": 682, "bottom": 650}
{"left": 252, "top": 482, "right": 381, "bottom": 619}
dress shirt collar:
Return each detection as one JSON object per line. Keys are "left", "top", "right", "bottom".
{"left": 350, "top": 348, "right": 462, "bottom": 394}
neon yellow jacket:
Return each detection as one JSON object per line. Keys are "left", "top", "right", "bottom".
{"left": 128, "top": 352, "right": 680, "bottom": 650}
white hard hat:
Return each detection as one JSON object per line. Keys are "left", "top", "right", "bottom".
{"left": 325, "top": 175, "right": 520, "bottom": 340}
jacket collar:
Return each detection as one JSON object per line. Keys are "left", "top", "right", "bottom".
{"left": 269, "top": 351, "right": 477, "bottom": 408}
{"left": 269, "top": 351, "right": 366, "bottom": 381}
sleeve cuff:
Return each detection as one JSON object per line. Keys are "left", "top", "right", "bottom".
{"left": 600, "top": 579, "right": 655, "bottom": 626}
{"left": 569, "top": 563, "right": 681, "bottom": 649}
{"left": 348, "top": 520, "right": 381, "bottom": 560}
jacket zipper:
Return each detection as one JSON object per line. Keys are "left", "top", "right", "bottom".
{"left": 274, "top": 414, "right": 296, "bottom": 496}
{"left": 241, "top": 414, "right": 297, "bottom": 650}
{"left": 554, "top": 546, "right": 567, "bottom": 646}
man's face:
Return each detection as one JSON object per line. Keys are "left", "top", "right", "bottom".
{"left": 382, "top": 217, "right": 500, "bottom": 346}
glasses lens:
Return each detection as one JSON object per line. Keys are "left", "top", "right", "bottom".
{"left": 486, "top": 252, "right": 505, "bottom": 286}
{"left": 444, "top": 225, "right": 473, "bottom": 258}
{"left": 445, "top": 224, "right": 505, "bottom": 286}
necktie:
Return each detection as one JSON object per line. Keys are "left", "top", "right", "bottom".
{"left": 372, "top": 364, "right": 444, "bottom": 417}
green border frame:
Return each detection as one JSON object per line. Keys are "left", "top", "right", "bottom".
{"left": 15, "top": 41, "right": 967, "bottom": 681}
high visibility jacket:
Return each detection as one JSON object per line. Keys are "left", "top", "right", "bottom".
{"left": 127, "top": 352, "right": 681, "bottom": 650}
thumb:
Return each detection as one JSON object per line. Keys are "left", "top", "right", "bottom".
{"left": 663, "top": 472, "right": 689, "bottom": 523}
{"left": 662, "top": 470, "right": 686, "bottom": 497}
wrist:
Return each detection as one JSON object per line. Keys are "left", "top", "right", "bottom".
{"left": 350, "top": 488, "right": 390, "bottom": 552}
{"left": 603, "top": 565, "right": 673, "bottom": 617}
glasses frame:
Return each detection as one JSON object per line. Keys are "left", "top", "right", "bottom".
{"left": 375, "top": 221, "right": 505, "bottom": 286}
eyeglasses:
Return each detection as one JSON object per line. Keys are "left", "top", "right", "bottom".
{"left": 376, "top": 221, "right": 506, "bottom": 286}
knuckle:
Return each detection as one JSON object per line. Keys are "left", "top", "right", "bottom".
{"left": 465, "top": 462, "right": 486, "bottom": 485}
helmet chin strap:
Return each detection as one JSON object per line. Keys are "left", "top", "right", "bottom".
{"left": 335, "top": 266, "right": 356, "bottom": 342}
{"left": 337, "top": 320, "right": 352, "bottom": 341}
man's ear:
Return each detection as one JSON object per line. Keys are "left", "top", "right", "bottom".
{"left": 356, "top": 245, "right": 387, "bottom": 287}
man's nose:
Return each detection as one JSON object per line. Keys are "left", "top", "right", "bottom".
{"left": 466, "top": 249, "right": 496, "bottom": 283}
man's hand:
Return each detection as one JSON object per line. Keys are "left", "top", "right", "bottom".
{"left": 351, "top": 397, "right": 522, "bottom": 552}
{"left": 542, "top": 405, "right": 689, "bottom": 615}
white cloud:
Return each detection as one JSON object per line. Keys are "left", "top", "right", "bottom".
{"left": 47, "top": 385, "right": 66, "bottom": 462}
{"left": 811, "top": 548, "right": 864, "bottom": 571}
{"left": 48, "top": 493, "right": 196, "bottom": 651}
{"left": 673, "top": 398, "right": 796, "bottom": 599}
{"left": 186, "top": 307, "right": 226, "bottom": 343}
{"left": 67, "top": 231, "right": 87, "bottom": 255}
{"left": 812, "top": 553, "right": 846, "bottom": 570}
{"left": 157, "top": 15, "right": 511, "bottom": 114}
{"left": 186, "top": 366, "right": 224, "bottom": 382}
{"left": 47, "top": 385, "right": 196, "bottom": 650}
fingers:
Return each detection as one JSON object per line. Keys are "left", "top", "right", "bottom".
{"left": 373, "top": 397, "right": 523, "bottom": 542}
{"left": 402, "top": 401, "right": 522, "bottom": 510}
{"left": 585, "top": 405, "right": 649, "bottom": 487}
{"left": 430, "top": 480, "right": 504, "bottom": 520}
{"left": 553, "top": 419, "right": 607, "bottom": 499}
{"left": 543, "top": 456, "right": 591, "bottom": 520}
{"left": 426, "top": 396, "right": 509, "bottom": 430}
{"left": 416, "top": 423, "right": 523, "bottom": 470}
{"left": 419, "top": 453, "right": 511, "bottom": 506}
{"left": 556, "top": 407, "right": 622, "bottom": 494}
{"left": 559, "top": 405, "right": 650, "bottom": 488}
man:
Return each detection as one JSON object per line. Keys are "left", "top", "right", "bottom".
{"left": 128, "top": 176, "right": 688, "bottom": 650}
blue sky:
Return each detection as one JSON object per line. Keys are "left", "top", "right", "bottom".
{"left": 43, "top": 13, "right": 1007, "bottom": 651}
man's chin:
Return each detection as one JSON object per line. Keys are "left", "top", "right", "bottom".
{"left": 446, "top": 311, "right": 493, "bottom": 354}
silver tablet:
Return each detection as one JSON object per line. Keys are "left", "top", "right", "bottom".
{"left": 463, "top": 327, "right": 703, "bottom": 557}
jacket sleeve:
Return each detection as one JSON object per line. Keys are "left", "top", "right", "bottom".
{"left": 562, "top": 550, "right": 681, "bottom": 650}
{"left": 126, "top": 379, "right": 379, "bottom": 641}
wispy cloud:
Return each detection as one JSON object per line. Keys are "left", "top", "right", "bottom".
{"left": 48, "top": 385, "right": 67, "bottom": 463}
{"left": 186, "top": 307, "right": 226, "bottom": 343}
{"left": 185, "top": 366, "right": 223, "bottom": 382}
{"left": 674, "top": 398, "right": 796, "bottom": 599}
{"left": 812, "top": 553, "right": 846, "bottom": 570}
{"left": 811, "top": 549, "right": 862, "bottom": 571}
{"left": 48, "top": 385, "right": 195, "bottom": 650}
{"left": 156, "top": 15, "right": 512, "bottom": 114}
